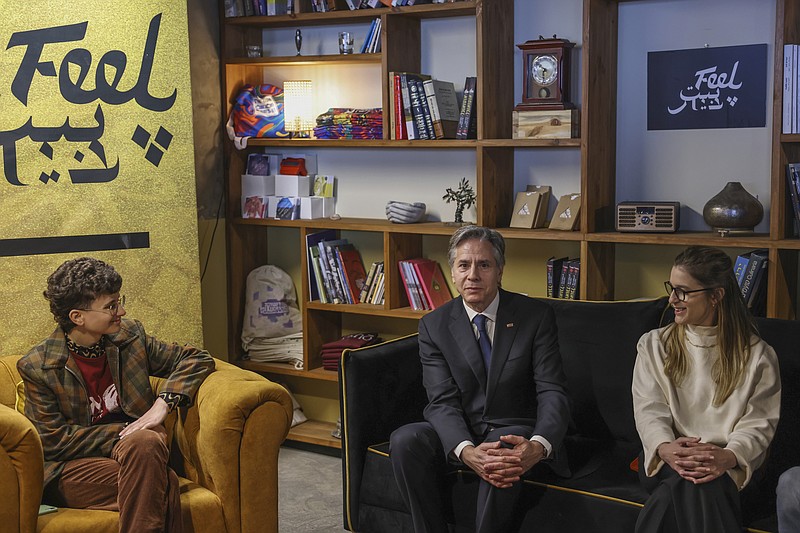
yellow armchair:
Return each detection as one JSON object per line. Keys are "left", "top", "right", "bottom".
{"left": 0, "top": 355, "right": 292, "bottom": 533}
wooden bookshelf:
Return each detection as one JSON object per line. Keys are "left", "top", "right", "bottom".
{"left": 220, "top": 0, "right": 800, "bottom": 449}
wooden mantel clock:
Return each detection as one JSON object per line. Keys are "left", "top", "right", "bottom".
{"left": 516, "top": 36, "right": 575, "bottom": 111}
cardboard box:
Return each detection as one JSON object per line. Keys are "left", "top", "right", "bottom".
{"left": 300, "top": 196, "right": 336, "bottom": 219}
{"left": 275, "top": 174, "right": 311, "bottom": 197}
{"left": 513, "top": 109, "right": 579, "bottom": 139}
{"left": 241, "top": 174, "right": 275, "bottom": 216}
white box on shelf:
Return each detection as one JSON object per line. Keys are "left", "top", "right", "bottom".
{"left": 275, "top": 174, "right": 311, "bottom": 197}
{"left": 241, "top": 174, "right": 275, "bottom": 216}
{"left": 300, "top": 196, "right": 336, "bottom": 219}
{"left": 266, "top": 196, "right": 279, "bottom": 218}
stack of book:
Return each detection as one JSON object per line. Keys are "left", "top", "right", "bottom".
{"left": 734, "top": 249, "right": 769, "bottom": 316}
{"left": 360, "top": 261, "right": 386, "bottom": 305}
{"left": 783, "top": 44, "right": 800, "bottom": 134}
{"left": 546, "top": 257, "right": 580, "bottom": 300}
{"left": 389, "top": 72, "right": 462, "bottom": 140}
{"left": 455, "top": 76, "right": 477, "bottom": 140}
{"left": 307, "top": 230, "right": 368, "bottom": 304}
{"left": 398, "top": 258, "right": 453, "bottom": 311}
{"left": 224, "top": 0, "right": 292, "bottom": 16}
{"left": 313, "top": 108, "right": 383, "bottom": 140}
{"left": 359, "top": 18, "right": 382, "bottom": 53}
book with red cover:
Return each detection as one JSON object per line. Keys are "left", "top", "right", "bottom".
{"left": 408, "top": 258, "right": 452, "bottom": 309}
{"left": 337, "top": 245, "right": 368, "bottom": 304}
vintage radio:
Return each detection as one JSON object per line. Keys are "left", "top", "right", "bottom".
{"left": 616, "top": 201, "right": 680, "bottom": 233}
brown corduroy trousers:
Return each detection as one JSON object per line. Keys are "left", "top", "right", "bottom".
{"left": 45, "top": 425, "right": 182, "bottom": 533}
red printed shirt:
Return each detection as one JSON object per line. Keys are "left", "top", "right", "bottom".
{"left": 71, "top": 352, "right": 122, "bottom": 424}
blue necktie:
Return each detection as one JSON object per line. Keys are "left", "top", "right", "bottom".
{"left": 473, "top": 314, "right": 492, "bottom": 371}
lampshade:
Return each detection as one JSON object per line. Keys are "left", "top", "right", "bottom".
{"left": 283, "top": 80, "right": 314, "bottom": 134}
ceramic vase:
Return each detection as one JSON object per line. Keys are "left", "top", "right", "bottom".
{"left": 702, "top": 181, "right": 763, "bottom": 235}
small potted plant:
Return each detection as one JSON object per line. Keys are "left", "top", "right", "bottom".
{"left": 443, "top": 177, "right": 476, "bottom": 225}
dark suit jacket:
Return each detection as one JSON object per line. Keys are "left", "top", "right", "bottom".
{"left": 418, "top": 289, "right": 570, "bottom": 476}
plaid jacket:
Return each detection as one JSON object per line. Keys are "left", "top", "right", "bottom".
{"left": 17, "top": 318, "right": 214, "bottom": 486}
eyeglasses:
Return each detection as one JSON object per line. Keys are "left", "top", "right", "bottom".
{"left": 663, "top": 282, "right": 713, "bottom": 302}
{"left": 78, "top": 295, "right": 126, "bottom": 316}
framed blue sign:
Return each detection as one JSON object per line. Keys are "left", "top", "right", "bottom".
{"left": 647, "top": 44, "right": 767, "bottom": 131}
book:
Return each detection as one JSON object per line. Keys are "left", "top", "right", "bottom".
{"left": 407, "top": 75, "right": 432, "bottom": 140}
{"left": 566, "top": 260, "right": 580, "bottom": 300}
{"left": 360, "top": 18, "right": 377, "bottom": 52}
{"left": 392, "top": 73, "right": 408, "bottom": 139}
{"left": 739, "top": 249, "right": 768, "bottom": 306}
{"left": 423, "top": 79, "right": 460, "bottom": 139}
{"left": 464, "top": 77, "right": 477, "bottom": 139}
{"left": 526, "top": 184, "right": 552, "bottom": 228}
{"left": 224, "top": 0, "right": 240, "bottom": 17}
{"left": 549, "top": 193, "right": 581, "bottom": 231}
{"left": 787, "top": 164, "right": 800, "bottom": 235}
{"left": 413, "top": 78, "right": 436, "bottom": 139}
{"left": 359, "top": 261, "right": 379, "bottom": 303}
{"left": 320, "top": 239, "right": 349, "bottom": 303}
{"left": 456, "top": 76, "right": 477, "bottom": 140}
{"left": 337, "top": 245, "right": 368, "bottom": 304}
{"left": 733, "top": 254, "right": 750, "bottom": 287}
{"left": 399, "top": 73, "right": 416, "bottom": 139}
{"left": 546, "top": 256, "right": 567, "bottom": 298}
{"left": 332, "top": 242, "right": 355, "bottom": 304}
{"left": 306, "top": 230, "right": 336, "bottom": 302}
{"left": 366, "top": 262, "right": 384, "bottom": 304}
{"left": 408, "top": 258, "right": 452, "bottom": 309}
{"left": 509, "top": 191, "right": 542, "bottom": 229}
{"left": 558, "top": 259, "right": 572, "bottom": 299}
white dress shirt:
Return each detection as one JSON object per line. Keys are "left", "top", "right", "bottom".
{"left": 453, "top": 292, "right": 553, "bottom": 461}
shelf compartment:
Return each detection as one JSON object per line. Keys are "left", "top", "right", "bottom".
{"left": 223, "top": 2, "right": 478, "bottom": 29}
{"left": 240, "top": 138, "right": 478, "bottom": 148}
{"left": 498, "top": 228, "right": 585, "bottom": 242}
{"left": 307, "top": 301, "right": 426, "bottom": 319}
{"left": 235, "top": 217, "right": 463, "bottom": 235}
{"left": 585, "top": 231, "right": 772, "bottom": 248}
{"left": 238, "top": 360, "right": 340, "bottom": 382}
{"left": 480, "top": 138, "right": 581, "bottom": 148}
{"left": 225, "top": 53, "right": 381, "bottom": 66}
{"left": 286, "top": 419, "right": 341, "bottom": 449}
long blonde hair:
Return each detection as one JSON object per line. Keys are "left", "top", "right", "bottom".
{"left": 662, "top": 246, "right": 756, "bottom": 406}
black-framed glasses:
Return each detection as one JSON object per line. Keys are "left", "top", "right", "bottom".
{"left": 664, "top": 282, "right": 713, "bottom": 302}
{"left": 78, "top": 295, "right": 126, "bottom": 316}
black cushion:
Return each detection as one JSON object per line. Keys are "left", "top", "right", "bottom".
{"left": 534, "top": 297, "right": 670, "bottom": 445}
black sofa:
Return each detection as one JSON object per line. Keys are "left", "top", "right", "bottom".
{"left": 339, "top": 297, "right": 800, "bottom": 533}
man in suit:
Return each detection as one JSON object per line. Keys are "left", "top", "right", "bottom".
{"left": 18, "top": 257, "right": 214, "bottom": 533}
{"left": 390, "top": 225, "right": 570, "bottom": 533}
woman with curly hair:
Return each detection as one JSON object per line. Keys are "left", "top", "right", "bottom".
{"left": 632, "top": 246, "right": 781, "bottom": 532}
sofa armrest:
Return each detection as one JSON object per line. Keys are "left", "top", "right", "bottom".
{"left": 174, "top": 358, "right": 292, "bottom": 533}
{"left": 339, "top": 334, "right": 427, "bottom": 531}
{"left": 0, "top": 404, "right": 44, "bottom": 533}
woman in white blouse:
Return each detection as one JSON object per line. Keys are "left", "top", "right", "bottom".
{"left": 632, "top": 246, "right": 781, "bottom": 533}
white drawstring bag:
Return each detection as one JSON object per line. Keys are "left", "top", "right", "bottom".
{"left": 241, "top": 265, "right": 303, "bottom": 367}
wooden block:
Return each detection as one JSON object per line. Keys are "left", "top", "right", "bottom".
{"left": 513, "top": 109, "right": 580, "bottom": 139}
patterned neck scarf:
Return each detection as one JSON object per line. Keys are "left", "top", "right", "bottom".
{"left": 65, "top": 334, "right": 106, "bottom": 359}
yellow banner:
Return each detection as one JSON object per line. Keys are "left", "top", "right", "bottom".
{"left": 0, "top": 1, "right": 203, "bottom": 354}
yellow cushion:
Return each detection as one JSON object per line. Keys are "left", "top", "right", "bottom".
{"left": 15, "top": 380, "right": 24, "bottom": 415}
